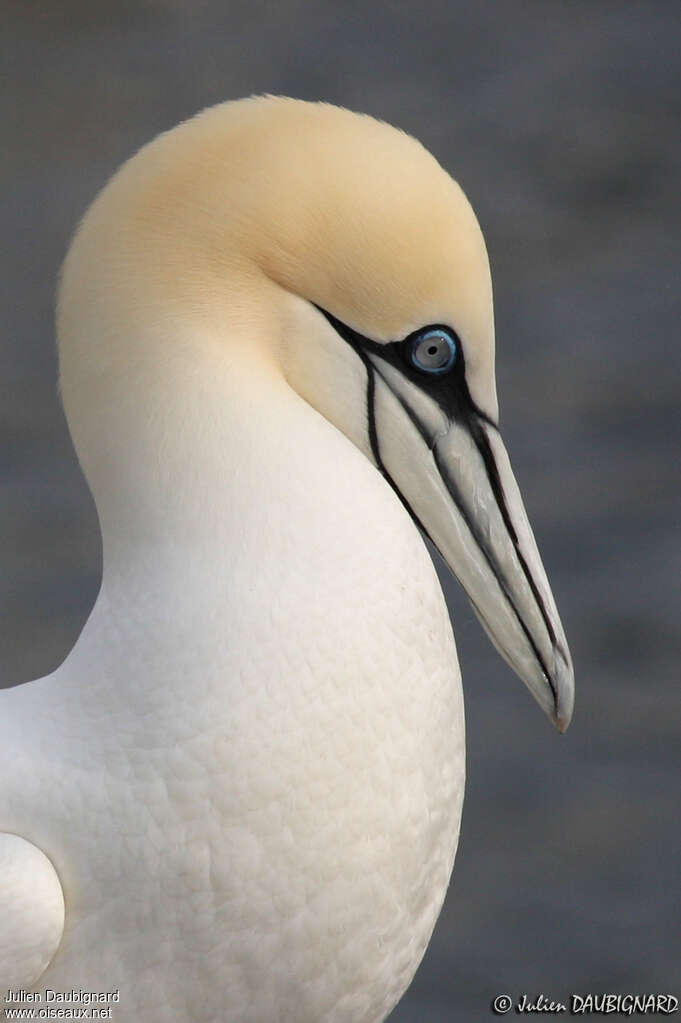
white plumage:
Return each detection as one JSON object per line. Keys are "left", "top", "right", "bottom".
{"left": 1, "top": 97, "right": 573, "bottom": 1021}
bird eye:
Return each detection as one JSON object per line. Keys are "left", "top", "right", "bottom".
{"left": 406, "top": 328, "right": 458, "bottom": 375}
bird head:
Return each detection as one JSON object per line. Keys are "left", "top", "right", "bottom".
{"left": 58, "top": 96, "right": 573, "bottom": 730}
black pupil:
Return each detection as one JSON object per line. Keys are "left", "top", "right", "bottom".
{"left": 427, "top": 344, "right": 438, "bottom": 355}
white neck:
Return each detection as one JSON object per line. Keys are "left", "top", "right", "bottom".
{"left": 95, "top": 354, "right": 294, "bottom": 574}
{"left": 61, "top": 329, "right": 403, "bottom": 703}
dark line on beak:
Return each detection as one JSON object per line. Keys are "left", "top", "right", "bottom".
{"left": 367, "top": 351, "right": 557, "bottom": 704}
{"left": 468, "top": 419, "right": 562, "bottom": 654}
{"left": 432, "top": 445, "right": 558, "bottom": 707}
{"left": 367, "top": 353, "right": 561, "bottom": 674}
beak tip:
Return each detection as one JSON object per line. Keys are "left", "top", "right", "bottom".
{"left": 550, "top": 654, "right": 575, "bottom": 733}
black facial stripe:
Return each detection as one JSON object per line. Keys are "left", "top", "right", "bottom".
{"left": 368, "top": 357, "right": 434, "bottom": 451}
{"left": 316, "top": 305, "right": 496, "bottom": 430}
{"left": 356, "top": 352, "right": 434, "bottom": 538}
{"left": 354, "top": 347, "right": 383, "bottom": 470}
{"left": 316, "top": 303, "right": 561, "bottom": 695}
{"left": 380, "top": 461, "right": 435, "bottom": 542}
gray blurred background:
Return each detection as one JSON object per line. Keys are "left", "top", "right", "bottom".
{"left": 2, "top": 1, "right": 680, "bottom": 1019}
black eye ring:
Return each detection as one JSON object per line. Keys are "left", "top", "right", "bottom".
{"left": 404, "top": 327, "right": 458, "bottom": 375}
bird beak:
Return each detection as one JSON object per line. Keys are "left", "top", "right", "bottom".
{"left": 368, "top": 355, "right": 574, "bottom": 732}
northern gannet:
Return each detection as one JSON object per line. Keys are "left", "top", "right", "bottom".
{"left": 1, "top": 96, "right": 574, "bottom": 1022}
